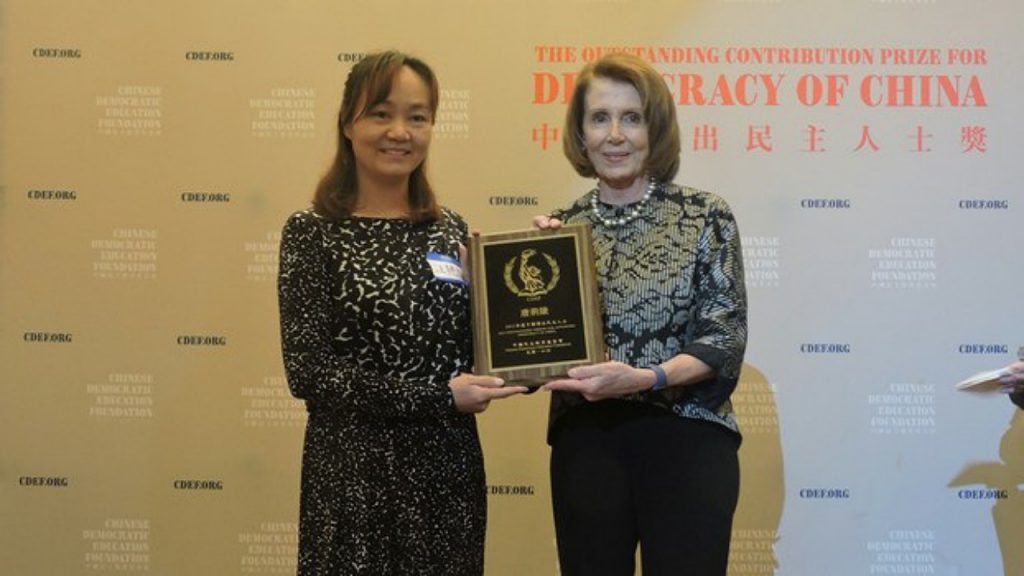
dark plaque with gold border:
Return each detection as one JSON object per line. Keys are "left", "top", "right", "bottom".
{"left": 469, "top": 224, "right": 604, "bottom": 386}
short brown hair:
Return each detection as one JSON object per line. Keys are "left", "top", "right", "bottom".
{"left": 562, "top": 53, "right": 680, "bottom": 183}
{"left": 313, "top": 51, "right": 441, "bottom": 222}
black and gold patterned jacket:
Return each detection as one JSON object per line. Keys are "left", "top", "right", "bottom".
{"left": 549, "top": 183, "right": 748, "bottom": 441}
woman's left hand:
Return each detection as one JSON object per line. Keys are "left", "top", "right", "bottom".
{"left": 542, "top": 361, "right": 654, "bottom": 401}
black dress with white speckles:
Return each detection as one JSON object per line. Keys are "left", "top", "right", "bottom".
{"left": 277, "top": 207, "right": 485, "bottom": 576}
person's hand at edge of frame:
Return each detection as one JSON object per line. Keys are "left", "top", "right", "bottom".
{"left": 999, "top": 361, "right": 1024, "bottom": 393}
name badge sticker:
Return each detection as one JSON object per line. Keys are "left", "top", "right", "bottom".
{"left": 427, "top": 252, "right": 466, "bottom": 285}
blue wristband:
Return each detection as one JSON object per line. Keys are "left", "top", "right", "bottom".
{"left": 649, "top": 365, "right": 668, "bottom": 391}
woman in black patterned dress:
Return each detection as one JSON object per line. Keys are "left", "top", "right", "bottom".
{"left": 277, "top": 51, "right": 525, "bottom": 576}
{"left": 535, "top": 53, "right": 748, "bottom": 575}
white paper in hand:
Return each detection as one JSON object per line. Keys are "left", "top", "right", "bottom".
{"left": 956, "top": 368, "right": 1012, "bottom": 393}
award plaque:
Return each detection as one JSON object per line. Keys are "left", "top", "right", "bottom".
{"left": 469, "top": 224, "right": 604, "bottom": 386}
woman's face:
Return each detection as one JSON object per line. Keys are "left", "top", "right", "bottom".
{"left": 344, "top": 65, "right": 433, "bottom": 185}
{"left": 582, "top": 77, "right": 649, "bottom": 190}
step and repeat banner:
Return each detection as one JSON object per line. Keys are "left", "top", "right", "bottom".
{"left": 2, "top": 1, "right": 1022, "bottom": 574}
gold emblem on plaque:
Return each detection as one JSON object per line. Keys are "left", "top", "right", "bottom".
{"left": 503, "top": 249, "right": 560, "bottom": 297}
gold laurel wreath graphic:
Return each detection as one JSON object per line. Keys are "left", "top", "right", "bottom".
{"left": 503, "top": 252, "right": 560, "bottom": 297}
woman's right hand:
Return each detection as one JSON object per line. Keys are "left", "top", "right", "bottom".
{"left": 532, "top": 215, "right": 563, "bottom": 230}
{"left": 450, "top": 373, "right": 528, "bottom": 413}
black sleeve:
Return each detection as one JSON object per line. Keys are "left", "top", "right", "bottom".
{"left": 276, "top": 212, "right": 455, "bottom": 417}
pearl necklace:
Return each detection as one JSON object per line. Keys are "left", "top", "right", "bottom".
{"left": 589, "top": 180, "right": 660, "bottom": 228}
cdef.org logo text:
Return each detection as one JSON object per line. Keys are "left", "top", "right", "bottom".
{"left": 800, "top": 343, "right": 851, "bottom": 353}
{"left": 958, "top": 344, "right": 1008, "bottom": 354}
{"left": 185, "top": 51, "right": 234, "bottom": 61}
{"left": 27, "top": 189, "right": 77, "bottom": 200}
{"left": 24, "top": 332, "right": 73, "bottom": 343}
{"left": 33, "top": 47, "right": 81, "bottom": 58}
{"left": 177, "top": 335, "right": 228, "bottom": 346}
